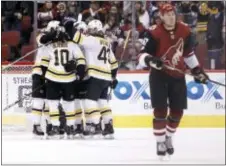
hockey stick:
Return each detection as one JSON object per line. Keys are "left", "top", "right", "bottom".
{"left": 163, "top": 64, "right": 226, "bottom": 87}
{"left": 107, "top": 30, "right": 131, "bottom": 101}
{"left": 3, "top": 83, "right": 46, "bottom": 111}
{"left": 2, "top": 42, "right": 51, "bottom": 71}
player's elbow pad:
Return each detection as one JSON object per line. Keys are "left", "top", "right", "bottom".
{"left": 184, "top": 54, "right": 199, "bottom": 69}
{"left": 76, "top": 65, "right": 86, "bottom": 80}
{"left": 111, "top": 68, "right": 118, "bottom": 79}
{"left": 138, "top": 53, "right": 152, "bottom": 68}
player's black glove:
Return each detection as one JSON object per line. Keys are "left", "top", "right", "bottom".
{"left": 144, "top": 56, "right": 163, "bottom": 70}
{"left": 111, "top": 79, "right": 118, "bottom": 89}
{"left": 76, "top": 65, "right": 86, "bottom": 81}
{"left": 191, "top": 67, "right": 209, "bottom": 84}
{"left": 55, "top": 31, "right": 70, "bottom": 42}
{"left": 64, "top": 60, "right": 77, "bottom": 72}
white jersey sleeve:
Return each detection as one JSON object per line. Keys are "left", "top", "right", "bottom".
{"left": 108, "top": 47, "right": 118, "bottom": 70}
{"left": 42, "top": 41, "right": 86, "bottom": 83}
{"left": 73, "top": 31, "right": 118, "bottom": 81}
{"left": 32, "top": 47, "right": 48, "bottom": 76}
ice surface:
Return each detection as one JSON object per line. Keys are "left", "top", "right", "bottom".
{"left": 2, "top": 128, "right": 225, "bottom": 164}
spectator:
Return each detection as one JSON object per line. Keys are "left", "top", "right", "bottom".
{"left": 135, "top": 1, "right": 150, "bottom": 29}
{"left": 2, "top": 1, "right": 34, "bottom": 61}
{"left": 148, "top": 2, "right": 159, "bottom": 26}
{"left": 123, "top": 1, "right": 132, "bottom": 17}
{"left": 17, "top": 1, "right": 34, "bottom": 48}
{"left": 81, "top": 1, "right": 106, "bottom": 24}
{"left": 104, "top": 13, "right": 120, "bottom": 53}
{"left": 79, "top": 1, "right": 91, "bottom": 11}
{"left": 1, "top": 1, "right": 22, "bottom": 31}
{"left": 37, "top": 1, "right": 57, "bottom": 29}
{"left": 178, "top": 2, "right": 199, "bottom": 48}
{"left": 66, "top": 1, "right": 79, "bottom": 19}
{"left": 116, "top": 13, "right": 146, "bottom": 69}
{"left": 55, "top": 2, "right": 67, "bottom": 22}
{"left": 197, "top": 2, "right": 209, "bottom": 22}
{"left": 206, "top": 1, "right": 225, "bottom": 69}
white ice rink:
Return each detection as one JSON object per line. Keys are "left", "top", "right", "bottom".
{"left": 2, "top": 128, "right": 225, "bottom": 164}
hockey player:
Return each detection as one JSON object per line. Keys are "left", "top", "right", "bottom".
{"left": 71, "top": 19, "right": 118, "bottom": 137}
{"left": 73, "top": 21, "right": 88, "bottom": 136}
{"left": 32, "top": 23, "right": 60, "bottom": 136}
{"left": 32, "top": 20, "right": 66, "bottom": 137}
{"left": 32, "top": 40, "right": 51, "bottom": 137}
{"left": 137, "top": 3, "right": 209, "bottom": 158}
{"left": 40, "top": 25, "right": 86, "bottom": 138}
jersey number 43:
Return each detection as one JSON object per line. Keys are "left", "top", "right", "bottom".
{"left": 97, "top": 46, "right": 110, "bottom": 64}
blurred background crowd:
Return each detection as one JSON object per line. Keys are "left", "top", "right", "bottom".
{"left": 1, "top": 1, "right": 226, "bottom": 70}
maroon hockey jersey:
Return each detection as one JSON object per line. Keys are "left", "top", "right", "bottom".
{"left": 141, "top": 22, "right": 194, "bottom": 77}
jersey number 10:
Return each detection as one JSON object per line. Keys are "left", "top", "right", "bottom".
{"left": 97, "top": 46, "right": 110, "bottom": 64}
{"left": 54, "top": 49, "right": 69, "bottom": 66}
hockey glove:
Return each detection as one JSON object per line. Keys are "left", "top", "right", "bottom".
{"left": 191, "top": 67, "right": 209, "bottom": 84}
{"left": 144, "top": 56, "right": 163, "bottom": 70}
{"left": 76, "top": 65, "right": 86, "bottom": 81}
{"left": 64, "top": 60, "right": 77, "bottom": 73}
{"left": 40, "top": 29, "right": 57, "bottom": 44}
{"left": 55, "top": 31, "right": 70, "bottom": 42}
{"left": 111, "top": 79, "right": 118, "bottom": 89}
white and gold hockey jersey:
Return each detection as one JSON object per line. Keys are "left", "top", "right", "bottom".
{"left": 41, "top": 41, "right": 86, "bottom": 83}
{"left": 32, "top": 46, "right": 48, "bottom": 76}
{"left": 73, "top": 31, "right": 118, "bottom": 81}
{"left": 32, "top": 31, "right": 48, "bottom": 76}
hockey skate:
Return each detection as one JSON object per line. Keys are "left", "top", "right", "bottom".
{"left": 65, "top": 125, "right": 75, "bottom": 139}
{"left": 47, "top": 126, "right": 60, "bottom": 139}
{"left": 83, "top": 123, "right": 102, "bottom": 138}
{"left": 74, "top": 124, "right": 84, "bottom": 138}
{"left": 102, "top": 120, "right": 114, "bottom": 139}
{"left": 33, "top": 124, "right": 44, "bottom": 138}
{"left": 165, "top": 136, "right": 174, "bottom": 155}
{"left": 156, "top": 142, "right": 167, "bottom": 160}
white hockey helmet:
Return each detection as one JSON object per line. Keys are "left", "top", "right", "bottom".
{"left": 87, "top": 19, "right": 103, "bottom": 32}
{"left": 76, "top": 21, "right": 88, "bottom": 33}
{"left": 46, "top": 20, "right": 60, "bottom": 32}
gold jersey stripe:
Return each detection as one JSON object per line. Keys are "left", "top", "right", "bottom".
{"left": 49, "top": 111, "right": 59, "bottom": 115}
{"left": 111, "top": 63, "right": 118, "bottom": 70}
{"left": 65, "top": 111, "right": 76, "bottom": 116}
{"left": 41, "top": 59, "right": 49, "bottom": 67}
{"left": 88, "top": 65, "right": 111, "bottom": 73}
{"left": 85, "top": 108, "right": 99, "bottom": 113}
{"left": 77, "top": 59, "right": 86, "bottom": 65}
{"left": 47, "top": 67, "right": 73, "bottom": 75}
{"left": 32, "top": 67, "right": 42, "bottom": 75}
{"left": 88, "top": 69, "right": 111, "bottom": 76}
{"left": 99, "top": 107, "right": 111, "bottom": 111}
{"left": 45, "top": 71, "right": 75, "bottom": 81}
{"left": 73, "top": 31, "right": 84, "bottom": 44}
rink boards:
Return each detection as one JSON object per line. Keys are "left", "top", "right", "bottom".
{"left": 2, "top": 69, "right": 225, "bottom": 128}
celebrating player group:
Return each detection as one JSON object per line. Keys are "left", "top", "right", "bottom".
{"left": 32, "top": 18, "right": 118, "bottom": 139}
{"left": 30, "top": 3, "right": 210, "bottom": 159}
